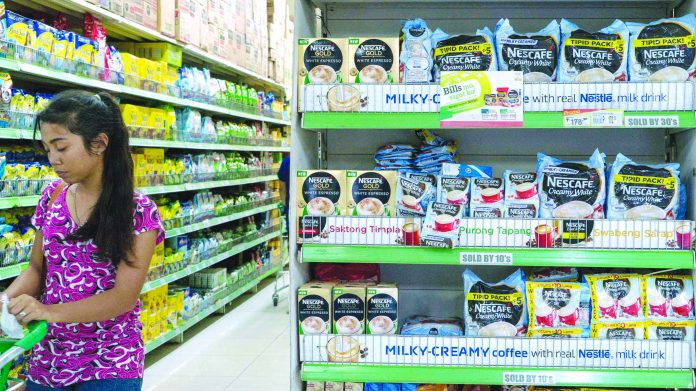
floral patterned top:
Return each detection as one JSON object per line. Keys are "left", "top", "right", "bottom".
{"left": 27, "top": 181, "right": 164, "bottom": 388}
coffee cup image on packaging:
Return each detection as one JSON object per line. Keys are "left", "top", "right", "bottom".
{"left": 296, "top": 170, "right": 346, "bottom": 217}
{"left": 645, "top": 275, "right": 694, "bottom": 319}
{"left": 585, "top": 273, "right": 645, "bottom": 321}
{"left": 526, "top": 281, "right": 590, "bottom": 330}
{"left": 349, "top": 37, "right": 399, "bottom": 83}
{"left": 628, "top": 14, "right": 696, "bottom": 81}
{"left": 495, "top": 19, "right": 560, "bottom": 82}
{"left": 348, "top": 170, "right": 396, "bottom": 216}
{"left": 559, "top": 19, "right": 629, "bottom": 82}
{"left": 298, "top": 38, "right": 348, "bottom": 84}
{"left": 326, "top": 85, "right": 361, "bottom": 112}
{"left": 463, "top": 268, "right": 528, "bottom": 337}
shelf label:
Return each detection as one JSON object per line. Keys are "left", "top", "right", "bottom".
{"left": 440, "top": 71, "right": 524, "bottom": 128}
{"left": 460, "top": 252, "right": 513, "bottom": 265}
{"left": 625, "top": 115, "right": 680, "bottom": 128}
{"left": 563, "top": 109, "right": 623, "bottom": 127}
{"left": 503, "top": 372, "right": 556, "bottom": 386}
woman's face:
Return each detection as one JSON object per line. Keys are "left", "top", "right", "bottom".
{"left": 41, "top": 123, "right": 105, "bottom": 184}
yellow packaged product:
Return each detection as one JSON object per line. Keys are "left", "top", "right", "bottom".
{"left": 137, "top": 57, "right": 158, "bottom": 91}
{"left": 162, "top": 106, "right": 176, "bottom": 140}
{"left": 133, "top": 42, "right": 183, "bottom": 67}
{"left": 120, "top": 104, "right": 140, "bottom": 130}
{"left": 33, "top": 21, "right": 56, "bottom": 68}
{"left": 121, "top": 53, "right": 139, "bottom": 87}
{"left": 139, "top": 108, "right": 151, "bottom": 139}
{"left": 71, "top": 35, "right": 99, "bottom": 78}
{"left": 156, "top": 61, "right": 168, "bottom": 94}
{"left": 148, "top": 108, "right": 166, "bottom": 139}
{"left": 4, "top": 12, "right": 37, "bottom": 62}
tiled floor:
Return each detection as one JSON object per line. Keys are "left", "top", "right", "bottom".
{"left": 143, "top": 281, "right": 290, "bottom": 390}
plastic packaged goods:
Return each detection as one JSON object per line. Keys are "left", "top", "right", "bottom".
{"left": 431, "top": 27, "right": 497, "bottom": 83}
{"left": 400, "top": 19, "right": 434, "bottom": 83}
{"left": 526, "top": 281, "right": 590, "bottom": 331}
{"left": 396, "top": 175, "right": 431, "bottom": 217}
{"left": 559, "top": 19, "right": 629, "bottom": 82}
{"left": 537, "top": 149, "right": 606, "bottom": 219}
{"left": 400, "top": 315, "right": 464, "bottom": 336}
{"left": 607, "top": 153, "right": 680, "bottom": 220}
{"left": 463, "top": 269, "right": 528, "bottom": 337}
{"left": 644, "top": 274, "right": 694, "bottom": 320}
{"left": 585, "top": 273, "right": 645, "bottom": 322}
{"left": 628, "top": 14, "right": 696, "bottom": 81}
{"left": 4, "top": 11, "right": 37, "bottom": 62}
{"left": 495, "top": 19, "right": 560, "bottom": 82}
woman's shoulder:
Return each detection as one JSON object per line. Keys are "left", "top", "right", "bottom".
{"left": 132, "top": 192, "right": 164, "bottom": 241}
{"left": 133, "top": 192, "right": 157, "bottom": 212}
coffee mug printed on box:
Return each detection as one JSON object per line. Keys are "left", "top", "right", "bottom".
{"left": 296, "top": 170, "right": 346, "bottom": 217}
{"left": 366, "top": 284, "right": 398, "bottom": 335}
{"left": 527, "top": 282, "right": 589, "bottom": 330}
{"left": 504, "top": 171, "right": 538, "bottom": 203}
{"left": 333, "top": 284, "right": 366, "bottom": 335}
{"left": 396, "top": 175, "right": 431, "bottom": 216}
{"left": 347, "top": 170, "right": 397, "bottom": 216}
{"left": 438, "top": 176, "right": 470, "bottom": 207}
{"left": 645, "top": 275, "right": 695, "bottom": 319}
{"left": 348, "top": 37, "right": 399, "bottom": 83}
{"left": 298, "top": 282, "right": 333, "bottom": 335}
{"left": 472, "top": 177, "right": 505, "bottom": 204}
{"left": 406, "top": 172, "right": 438, "bottom": 212}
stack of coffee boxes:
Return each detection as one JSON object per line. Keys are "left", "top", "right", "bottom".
{"left": 297, "top": 281, "right": 398, "bottom": 336}
{"left": 503, "top": 170, "right": 539, "bottom": 218}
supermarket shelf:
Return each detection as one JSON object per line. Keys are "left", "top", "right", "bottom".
{"left": 130, "top": 138, "right": 291, "bottom": 152}
{"left": 23, "top": 0, "right": 285, "bottom": 92}
{"left": 0, "top": 176, "right": 278, "bottom": 211}
{"left": 302, "top": 111, "right": 696, "bottom": 129}
{"left": 301, "top": 245, "right": 696, "bottom": 269}
{"left": 165, "top": 203, "right": 279, "bottom": 239}
{"left": 138, "top": 175, "right": 278, "bottom": 195}
{"left": 144, "top": 263, "right": 281, "bottom": 354}
{"left": 301, "top": 364, "right": 695, "bottom": 389}
{"left": 0, "top": 128, "right": 290, "bottom": 152}
{"left": 142, "top": 230, "right": 282, "bottom": 293}
{"left": 0, "top": 196, "right": 41, "bottom": 210}
{"left": 0, "top": 59, "right": 290, "bottom": 126}
{"left": 0, "top": 262, "right": 28, "bottom": 281}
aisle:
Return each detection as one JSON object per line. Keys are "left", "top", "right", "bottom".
{"left": 143, "top": 283, "right": 290, "bottom": 390}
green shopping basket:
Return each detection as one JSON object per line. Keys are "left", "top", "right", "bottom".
{"left": 0, "top": 321, "right": 47, "bottom": 391}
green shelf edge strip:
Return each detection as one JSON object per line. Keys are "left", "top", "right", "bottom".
{"left": 0, "top": 128, "right": 290, "bottom": 152}
{"left": 302, "top": 111, "right": 695, "bottom": 129}
{"left": 142, "top": 230, "right": 281, "bottom": 293}
{"left": 144, "top": 263, "right": 281, "bottom": 354}
{"left": 301, "top": 245, "right": 695, "bottom": 269}
{"left": 0, "top": 263, "right": 27, "bottom": 281}
{"left": 301, "top": 364, "right": 695, "bottom": 389}
{"left": 0, "top": 196, "right": 41, "bottom": 210}
{"left": 165, "top": 203, "right": 278, "bottom": 238}
{"left": 0, "top": 59, "right": 289, "bottom": 126}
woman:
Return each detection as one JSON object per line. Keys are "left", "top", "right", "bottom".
{"left": 4, "top": 90, "right": 164, "bottom": 390}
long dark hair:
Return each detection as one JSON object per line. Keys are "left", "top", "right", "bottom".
{"left": 35, "top": 90, "right": 134, "bottom": 266}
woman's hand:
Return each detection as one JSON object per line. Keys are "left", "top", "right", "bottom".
{"left": 8, "top": 295, "right": 53, "bottom": 325}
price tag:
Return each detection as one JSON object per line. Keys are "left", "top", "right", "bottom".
{"left": 460, "top": 252, "right": 513, "bottom": 265}
{"left": 563, "top": 109, "right": 623, "bottom": 127}
{"left": 503, "top": 372, "right": 557, "bottom": 386}
{"left": 624, "top": 115, "right": 680, "bottom": 128}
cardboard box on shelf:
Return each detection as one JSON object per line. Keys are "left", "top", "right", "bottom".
{"left": 158, "top": 0, "right": 176, "bottom": 37}
{"left": 110, "top": 0, "right": 125, "bottom": 15}
{"left": 99, "top": 0, "right": 110, "bottom": 9}
{"left": 175, "top": 0, "right": 194, "bottom": 44}
{"left": 123, "top": 0, "right": 145, "bottom": 23}
{"left": 143, "top": 0, "right": 158, "bottom": 29}
{"left": 133, "top": 42, "right": 182, "bottom": 67}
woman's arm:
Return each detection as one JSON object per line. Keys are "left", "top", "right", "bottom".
{"left": 4, "top": 231, "right": 45, "bottom": 299}
{"left": 9, "top": 230, "right": 157, "bottom": 324}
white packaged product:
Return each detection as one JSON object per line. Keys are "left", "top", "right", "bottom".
{"left": 504, "top": 171, "right": 539, "bottom": 218}
{"left": 608, "top": 154, "right": 680, "bottom": 219}
{"left": 628, "top": 14, "right": 696, "bottom": 81}
{"left": 396, "top": 175, "right": 431, "bottom": 217}
{"left": 463, "top": 268, "right": 528, "bottom": 337}
{"left": 437, "top": 176, "right": 470, "bottom": 210}
{"left": 527, "top": 281, "right": 590, "bottom": 330}
{"left": 645, "top": 275, "right": 694, "bottom": 319}
{"left": 406, "top": 172, "right": 438, "bottom": 213}
{"left": 470, "top": 177, "right": 505, "bottom": 218}
{"left": 431, "top": 27, "right": 497, "bottom": 83}
{"left": 495, "top": 19, "right": 560, "bottom": 82}
{"left": 421, "top": 201, "right": 464, "bottom": 248}
{"left": 591, "top": 321, "right": 645, "bottom": 339}
{"left": 400, "top": 19, "right": 433, "bottom": 83}
{"left": 585, "top": 274, "right": 645, "bottom": 321}
{"left": 559, "top": 19, "right": 629, "bottom": 82}
{"left": 646, "top": 320, "right": 696, "bottom": 341}
{"left": 537, "top": 149, "right": 606, "bottom": 219}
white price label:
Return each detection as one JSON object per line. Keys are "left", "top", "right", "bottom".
{"left": 563, "top": 114, "right": 590, "bottom": 127}
{"left": 591, "top": 110, "right": 623, "bottom": 127}
{"left": 624, "top": 115, "right": 680, "bottom": 128}
{"left": 503, "top": 372, "right": 557, "bottom": 386}
{"left": 460, "top": 252, "right": 513, "bottom": 265}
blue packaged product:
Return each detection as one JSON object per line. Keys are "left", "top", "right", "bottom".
{"left": 496, "top": 18, "right": 560, "bottom": 82}
{"left": 441, "top": 163, "right": 492, "bottom": 178}
{"left": 401, "top": 19, "right": 433, "bottom": 84}
{"left": 463, "top": 268, "right": 528, "bottom": 337}
{"left": 401, "top": 385, "right": 417, "bottom": 391}
{"left": 559, "top": 19, "right": 629, "bottom": 82}
{"left": 400, "top": 315, "right": 464, "bottom": 336}
{"left": 607, "top": 153, "right": 680, "bottom": 219}
{"left": 383, "top": 385, "right": 401, "bottom": 391}
{"left": 431, "top": 27, "right": 497, "bottom": 83}
{"left": 33, "top": 21, "right": 56, "bottom": 67}
{"left": 71, "top": 34, "right": 99, "bottom": 78}
{"left": 537, "top": 149, "right": 606, "bottom": 219}
{"left": 628, "top": 14, "right": 696, "bottom": 81}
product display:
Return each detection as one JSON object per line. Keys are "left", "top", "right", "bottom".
{"left": 495, "top": 19, "right": 559, "bottom": 82}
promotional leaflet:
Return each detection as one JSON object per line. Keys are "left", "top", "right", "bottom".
{"left": 439, "top": 71, "right": 524, "bottom": 128}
